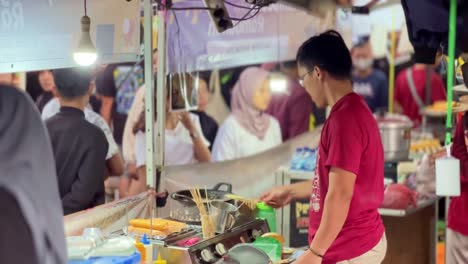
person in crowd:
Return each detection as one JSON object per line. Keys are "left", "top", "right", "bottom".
{"left": 351, "top": 39, "right": 389, "bottom": 113}
{"left": 266, "top": 61, "right": 314, "bottom": 141}
{"left": 191, "top": 74, "right": 219, "bottom": 148}
{"left": 219, "top": 66, "right": 246, "bottom": 109}
{"left": 41, "top": 71, "right": 124, "bottom": 179}
{"left": 447, "top": 112, "right": 468, "bottom": 263}
{"left": 261, "top": 31, "right": 386, "bottom": 264}
{"left": 36, "top": 70, "right": 57, "bottom": 112}
{"left": 42, "top": 98, "right": 124, "bottom": 178}
{"left": 0, "top": 73, "right": 14, "bottom": 86}
{"left": 129, "top": 73, "right": 211, "bottom": 196}
{"left": 46, "top": 68, "right": 108, "bottom": 215}
{"left": 212, "top": 67, "right": 282, "bottom": 161}
{"left": 121, "top": 84, "right": 145, "bottom": 197}
{"left": 0, "top": 84, "right": 66, "bottom": 264}
{"left": 121, "top": 52, "right": 158, "bottom": 197}
{"left": 96, "top": 53, "right": 153, "bottom": 145}
{"left": 26, "top": 72, "right": 44, "bottom": 101}
{"left": 394, "top": 49, "right": 446, "bottom": 125}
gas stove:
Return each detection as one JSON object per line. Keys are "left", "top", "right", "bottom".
{"left": 156, "top": 219, "right": 270, "bottom": 263}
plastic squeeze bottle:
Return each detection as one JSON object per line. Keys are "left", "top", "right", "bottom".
{"left": 154, "top": 253, "right": 167, "bottom": 264}
{"left": 256, "top": 202, "right": 277, "bottom": 232}
{"left": 135, "top": 237, "right": 146, "bottom": 262}
{"left": 141, "top": 234, "right": 153, "bottom": 263}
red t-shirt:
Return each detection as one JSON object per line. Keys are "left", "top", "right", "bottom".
{"left": 309, "top": 93, "right": 385, "bottom": 263}
{"left": 394, "top": 67, "right": 446, "bottom": 126}
{"left": 449, "top": 114, "right": 468, "bottom": 236}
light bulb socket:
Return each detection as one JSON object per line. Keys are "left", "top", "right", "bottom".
{"left": 81, "top": 15, "right": 91, "bottom": 33}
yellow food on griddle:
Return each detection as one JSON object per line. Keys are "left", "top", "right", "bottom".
{"left": 129, "top": 219, "right": 168, "bottom": 230}
{"left": 128, "top": 226, "right": 167, "bottom": 237}
{"left": 129, "top": 218, "right": 187, "bottom": 234}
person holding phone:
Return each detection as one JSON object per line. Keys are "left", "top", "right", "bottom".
{"left": 129, "top": 73, "right": 211, "bottom": 196}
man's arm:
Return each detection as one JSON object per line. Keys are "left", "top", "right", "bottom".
{"left": 62, "top": 136, "right": 108, "bottom": 214}
{"left": 100, "top": 96, "right": 114, "bottom": 125}
{"left": 287, "top": 180, "right": 313, "bottom": 200}
{"left": 261, "top": 180, "right": 312, "bottom": 208}
{"left": 309, "top": 167, "right": 356, "bottom": 255}
{"left": 106, "top": 152, "right": 124, "bottom": 176}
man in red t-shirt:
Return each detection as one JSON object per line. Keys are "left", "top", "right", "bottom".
{"left": 447, "top": 112, "right": 468, "bottom": 263}
{"left": 261, "top": 31, "right": 386, "bottom": 264}
{"left": 394, "top": 52, "right": 446, "bottom": 126}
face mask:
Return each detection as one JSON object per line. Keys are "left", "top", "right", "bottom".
{"left": 353, "top": 58, "right": 373, "bottom": 70}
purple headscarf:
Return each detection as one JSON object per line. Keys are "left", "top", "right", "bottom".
{"left": 231, "top": 67, "right": 271, "bottom": 140}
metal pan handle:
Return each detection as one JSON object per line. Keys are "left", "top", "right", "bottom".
{"left": 171, "top": 192, "right": 193, "bottom": 203}
{"left": 212, "top": 183, "right": 233, "bottom": 193}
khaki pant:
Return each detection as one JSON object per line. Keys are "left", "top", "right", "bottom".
{"left": 337, "top": 234, "right": 387, "bottom": 264}
{"left": 447, "top": 228, "right": 468, "bottom": 264}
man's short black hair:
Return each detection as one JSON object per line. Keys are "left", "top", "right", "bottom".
{"left": 296, "top": 30, "right": 352, "bottom": 79}
{"left": 282, "top": 60, "right": 297, "bottom": 70}
{"left": 53, "top": 68, "right": 92, "bottom": 99}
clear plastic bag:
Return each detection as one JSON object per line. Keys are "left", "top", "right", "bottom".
{"left": 415, "top": 154, "right": 437, "bottom": 196}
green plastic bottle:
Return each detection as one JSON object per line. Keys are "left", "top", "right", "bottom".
{"left": 256, "top": 202, "right": 276, "bottom": 232}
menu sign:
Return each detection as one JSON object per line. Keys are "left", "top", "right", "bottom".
{"left": 289, "top": 179, "right": 310, "bottom": 247}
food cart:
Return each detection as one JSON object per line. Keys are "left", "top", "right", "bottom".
{"left": 2, "top": 0, "right": 466, "bottom": 263}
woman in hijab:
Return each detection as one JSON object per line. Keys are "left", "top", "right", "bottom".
{"left": 0, "top": 85, "right": 66, "bottom": 264}
{"left": 212, "top": 67, "right": 282, "bottom": 161}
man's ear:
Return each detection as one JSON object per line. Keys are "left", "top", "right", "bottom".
{"left": 315, "top": 66, "right": 323, "bottom": 81}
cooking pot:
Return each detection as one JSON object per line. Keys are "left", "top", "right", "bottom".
{"left": 209, "top": 201, "right": 239, "bottom": 234}
{"left": 170, "top": 183, "right": 233, "bottom": 223}
{"left": 377, "top": 114, "right": 413, "bottom": 162}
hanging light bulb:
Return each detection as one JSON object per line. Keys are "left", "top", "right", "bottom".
{"left": 269, "top": 71, "right": 288, "bottom": 94}
{"left": 74, "top": 14, "right": 97, "bottom": 66}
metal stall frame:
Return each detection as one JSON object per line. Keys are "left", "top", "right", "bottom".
{"left": 143, "top": 0, "right": 166, "bottom": 218}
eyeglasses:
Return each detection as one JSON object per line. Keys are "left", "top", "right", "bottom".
{"left": 299, "top": 70, "right": 314, "bottom": 86}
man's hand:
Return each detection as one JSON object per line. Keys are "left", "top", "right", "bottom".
{"left": 180, "top": 112, "right": 195, "bottom": 132}
{"left": 148, "top": 188, "right": 169, "bottom": 207}
{"left": 294, "top": 250, "right": 322, "bottom": 264}
{"left": 127, "top": 163, "right": 139, "bottom": 180}
{"left": 260, "top": 186, "right": 293, "bottom": 209}
{"left": 148, "top": 188, "right": 168, "bottom": 198}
